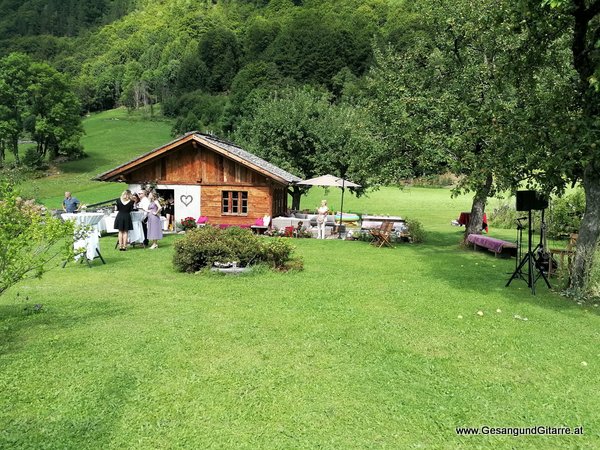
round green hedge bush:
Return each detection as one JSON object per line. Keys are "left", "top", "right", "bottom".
{"left": 173, "top": 226, "right": 295, "bottom": 273}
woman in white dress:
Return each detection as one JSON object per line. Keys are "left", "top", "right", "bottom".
{"left": 316, "top": 200, "right": 329, "bottom": 239}
{"left": 146, "top": 192, "right": 163, "bottom": 249}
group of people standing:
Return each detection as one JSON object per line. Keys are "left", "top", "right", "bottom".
{"left": 115, "top": 189, "right": 164, "bottom": 250}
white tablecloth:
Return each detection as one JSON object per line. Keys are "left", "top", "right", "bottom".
{"left": 62, "top": 213, "right": 104, "bottom": 260}
{"left": 98, "top": 213, "right": 116, "bottom": 233}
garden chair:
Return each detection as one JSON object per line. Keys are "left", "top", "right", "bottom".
{"left": 548, "top": 233, "right": 577, "bottom": 276}
{"left": 370, "top": 221, "right": 394, "bottom": 248}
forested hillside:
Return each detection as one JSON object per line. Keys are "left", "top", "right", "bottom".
{"left": 65, "top": 0, "right": 396, "bottom": 119}
{"left": 0, "top": 0, "right": 135, "bottom": 59}
{"left": 2, "top": 0, "right": 396, "bottom": 112}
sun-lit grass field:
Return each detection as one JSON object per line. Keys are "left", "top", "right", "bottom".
{"left": 1, "top": 110, "right": 598, "bottom": 449}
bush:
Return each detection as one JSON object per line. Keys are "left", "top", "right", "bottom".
{"left": 220, "top": 226, "right": 264, "bottom": 267}
{"left": 405, "top": 218, "right": 426, "bottom": 243}
{"left": 353, "top": 230, "right": 373, "bottom": 242}
{"left": 489, "top": 190, "right": 585, "bottom": 239}
{"left": 173, "top": 226, "right": 222, "bottom": 272}
{"left": 488, "top": 203, "right": 519, "bottom": 229}
{"left": 411, "top": 173, "right": 455, "bottom": 188}
{"left": 22, "top": 147, "right": 46, "bottom": 170}
{"left": 260, "top": 238, "right": 294, "bottom": 269}
{"left": 173, "top": 226, "right": 295, "bottom": 273}
{"left": 58, "top": 137, "right": 86, "bottom": 160}
{"left": 547, "top": 190, "right": 585, "bottom": 238}
{"left": 0, "top": 183, "right": 74, "bottom": 295}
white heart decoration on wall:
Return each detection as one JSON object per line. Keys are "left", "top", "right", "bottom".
{"left": 180, "top": 195, "right": 193, "bottom": 207}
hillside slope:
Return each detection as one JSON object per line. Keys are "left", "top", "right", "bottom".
{"left": 20, "top": 108, "right": 173, "bottom": 209}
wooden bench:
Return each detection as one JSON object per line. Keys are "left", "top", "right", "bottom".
{"left": 467, "top": 234, "right": 517, "bottom": 258}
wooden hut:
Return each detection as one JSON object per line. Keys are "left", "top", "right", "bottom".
{"left": 94, "top": 132, "right": 300, "bottom": 226}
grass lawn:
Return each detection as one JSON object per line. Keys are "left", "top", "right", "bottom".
{"left": 2, "top": 199, "right": 599, "bottom": 449}
{"left": 1, "top": 110, "right": 598, "bottom": 448}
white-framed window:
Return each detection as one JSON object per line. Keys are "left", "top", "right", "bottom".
{"left": 222, "top": 191, "right": 248, "bottom": 215}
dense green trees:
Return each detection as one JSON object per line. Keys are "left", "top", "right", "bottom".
{"left": 365, "top": 0, "right": 560, "bottom": 237}
{"left": 65, "top": 1, "right": 387, "bottom": 120}
{"left": 265, "top": 10, "right": 372, "bottom": 87}
{"left": 234, "top": 86, "right": 380, "bottom": 209}
{"left": 0, "top": 0, "right": 134, "bottom": 38}
{"left": 530, "top": 0, "right": 600, "bottom": 292}
{"left": 0, "top": 53, "right": 30, "bottom": 164}
{"left": 0, "top": 53, "right": 83, "bottom": 166}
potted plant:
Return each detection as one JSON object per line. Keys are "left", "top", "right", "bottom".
{"left": 180, "top": 216, "right": 197, "bottom": 231}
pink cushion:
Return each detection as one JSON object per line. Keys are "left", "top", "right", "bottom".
{"left": 254, "top": 217, "right": 264, "bottom": 226}
{"left": 197, "top": 216, "right": 208, "bottom": 224}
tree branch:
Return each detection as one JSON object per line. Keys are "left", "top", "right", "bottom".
{"left": 571, "top": 0, "right": 594, "bottom": 81}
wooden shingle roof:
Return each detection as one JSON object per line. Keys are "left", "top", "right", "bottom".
{"left": 94, "top": 132, "right": 301, "bottom": 184}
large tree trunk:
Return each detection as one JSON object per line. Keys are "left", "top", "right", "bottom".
{"left": 568, "top": 1, "right": 600, "bottom": 293}
{"left": 570, "top": 162, "right": 600, "bottom": 292}
{"left": 465, "top": 173, "right": 493, "bottom": 238}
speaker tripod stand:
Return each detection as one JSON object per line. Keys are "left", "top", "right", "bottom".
{"left": 508, "top": 216, "right": 527, "bottom": 282}
{"left": 505, "top": 209, "right": 551, "bottom": 294}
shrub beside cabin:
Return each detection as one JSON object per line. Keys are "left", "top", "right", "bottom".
{"left": 94, "top": 132, "right": 301, "bottom": 226}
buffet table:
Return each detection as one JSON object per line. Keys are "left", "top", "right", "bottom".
{"left": 61, "top": 213, "right": 106, "bottom": 266}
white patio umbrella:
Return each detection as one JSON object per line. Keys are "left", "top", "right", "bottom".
{"left": 297, "top": 174, "right": 361, "bottom": 235}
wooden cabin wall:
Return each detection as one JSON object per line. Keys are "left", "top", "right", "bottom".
{"left": 127, "top": 143, "right": 202, "bottom": 183}
{"left": 126, "top": 143, "right": 271, "bottom": 187}
{"left": 200, "top": 151, "right": 265, "bottom": 185}
{"left": 272, "top": 187, "right": 287, "bottom": 217}
{"left": 201, "top": 186, "right": 272, "bottom": 226}
{"left": 165, "top": 144, "right": 202, "bottom": 182}
{"left": 122, "top": 141, "right": 292, "bottom": 225}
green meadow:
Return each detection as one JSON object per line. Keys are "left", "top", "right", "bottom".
{"left": 1, "top": 110, "right": 598, "bottom": 449}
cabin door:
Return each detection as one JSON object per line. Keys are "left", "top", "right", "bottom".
{"left": 173, "top": 185, "right": 201, "bottom": 225}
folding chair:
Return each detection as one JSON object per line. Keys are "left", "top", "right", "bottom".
{"left": 370, "top": 222, "right": 394, "bottom": 248}
{"left": 548, "top": 233, "right": 577, "bottom": 276}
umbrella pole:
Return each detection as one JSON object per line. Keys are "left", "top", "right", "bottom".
{"left": 338, "top": 179, "right": 345, "bottom": 239}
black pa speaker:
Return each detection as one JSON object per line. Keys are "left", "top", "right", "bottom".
{"left": 516, "top": 190, "right": 548, "bottom": 211}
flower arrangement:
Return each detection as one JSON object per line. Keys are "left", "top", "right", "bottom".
{"left": 180, "top": 216, "right": 197, "bottom": 231}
